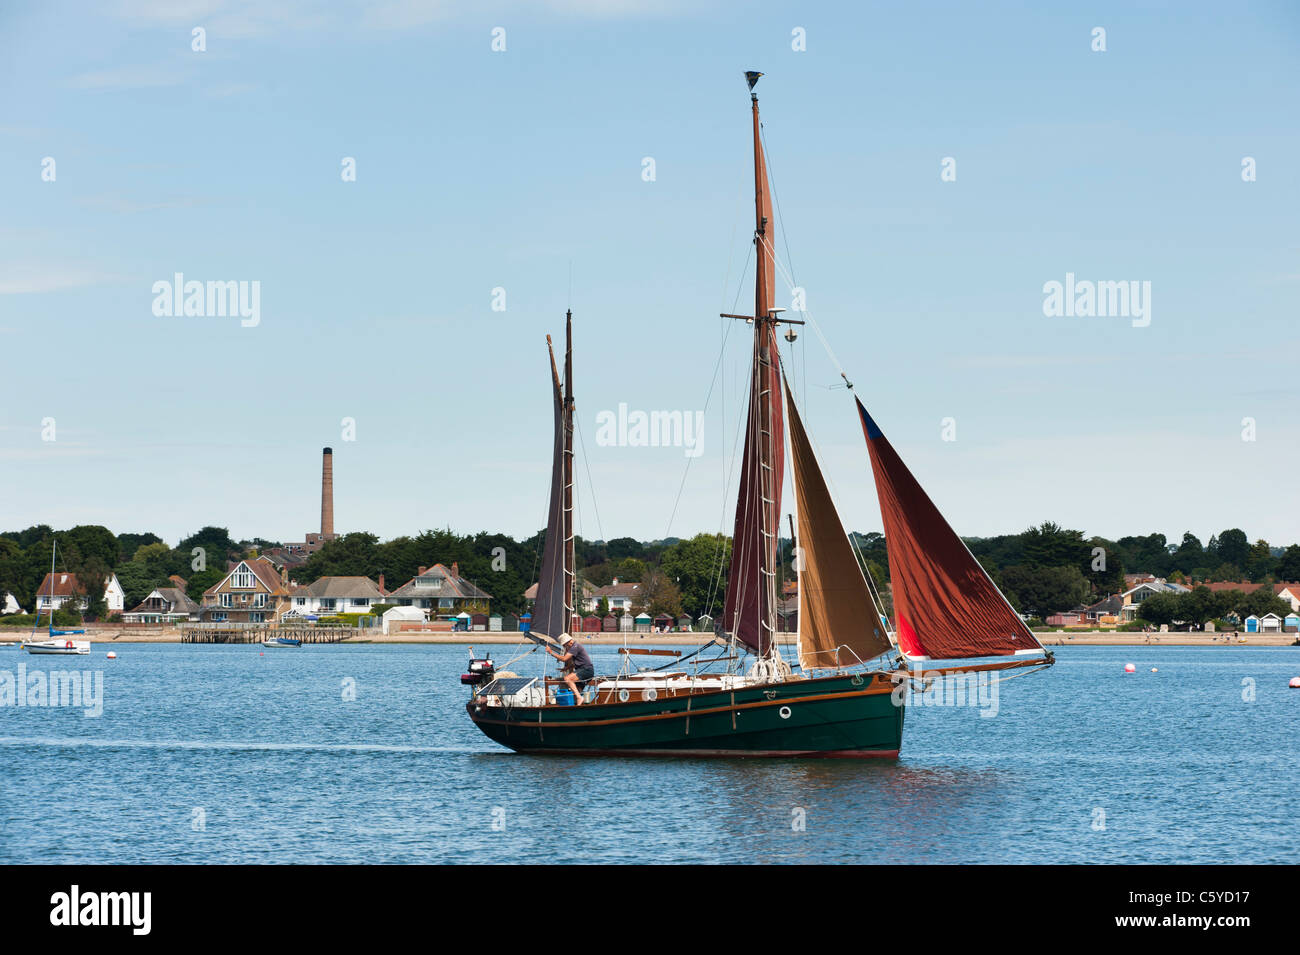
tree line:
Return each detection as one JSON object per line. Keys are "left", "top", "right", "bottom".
{"left": 2, "top": 521, "right": 1296, "bottom": 623}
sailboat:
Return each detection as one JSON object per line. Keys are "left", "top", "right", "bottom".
{"left": 24, "top": 540, "right": 92, "bottom": 656}
{"left": 463, "top": 73, "right": 1052, "bottom": 757}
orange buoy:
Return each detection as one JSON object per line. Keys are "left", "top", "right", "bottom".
{"left": 1124, "top": 663, "right": 1136, "bottom": 673}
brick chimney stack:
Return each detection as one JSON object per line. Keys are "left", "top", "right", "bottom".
{"left": 452, "top": 561, "right": 459, "bottom": 579}
{"left": 377, "top": 573, "right": 385, "bottom": 595}
{"left": 321, "top": 447, "right": 334, "bottom": 537}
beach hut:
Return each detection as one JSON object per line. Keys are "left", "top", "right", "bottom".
{"left": 500, "top": 613, "right": 520, "bottom": 632}
{"left": 653, "top": 613, "right": 674, "bottom": 633}
{"left": 471, "top": 613, "right": 488, "bottom": 632}
{"left": 697, "top": 613, "right": 713, "bottom": 634}
{"left": 570, "top": 613, "right": 583, "bottom": 635}
{"left": 634, "top": 612, "right": 652, "bottom": 633}
{"left": 619, "top": 613, "right": 634, "bottom": 632}
{"left": 488, "top": 615, "right": 502, "bottom": 632}
{"left": 1260, "top": 612, "right": 1282, "bottom": 633}
{"left": 582, "top": 615, "right": 601, "bottom": 633}
{"left": 381, "top": 606, "right": 426, "bottom": 635}
{"left": 676, "top": 614, "right": 692, "bottom": 631}
{"left": 602, "top": 614, "right": 619, "bottom": 632}
{"left": 1244, "top": 614, "right": 1260, "bottom": 633}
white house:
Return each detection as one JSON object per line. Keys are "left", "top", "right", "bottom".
{"left": 286, "top": 576, "right": 385, "bottom": 617}
{"left": 123, "top": 587, "right": 201, "bottom": 623}
{"left": 34, "top": 572, "right": 126, "bottom": 615}
{"left": 2, "top": 592, "right": 21, "bottom": 615}
{"left": 590, "top": 578, "right": 642, "bottom": 614}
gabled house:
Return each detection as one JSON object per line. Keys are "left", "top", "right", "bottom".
{"left": 199, "top": 556, "right": 291, "bottom": 624}
{"left": 287, "top": 576, "right": 385, "bottom": 617}
{"left": 34, "top": 572, "right": 126, "bottom": 616}
{"left": 1120, "top": 578, "right": 1190, "bottom": 621}
{"left": 386, "top": 562, "right": 491, "bottom": 619}
{"left": 588, "top": 578, "right": 642, "bottom": 614}
{"left": 123, "top": 587, "right": 201, "bottom": 623}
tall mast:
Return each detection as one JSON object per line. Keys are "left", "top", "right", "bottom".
{"left": 751, "top": 77, "right": 778, "bottom": 657}
{"left": 721, "top": 72, "right": 795, "bottom": 662}
{"left": 563, "top": 310, "right": 575, "bottom": 632}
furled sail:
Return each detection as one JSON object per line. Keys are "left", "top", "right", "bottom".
{"left": 722, "top": 82, "right": 784, "bottom": 657}
{"left": 857, "top": 399, "right": 1045, "bottom": 660}
{"left": 531, "top": 316, "right": 575, "bottom": 642}
{"left": 786, "top": 378, "right": 891, "bottom": 669}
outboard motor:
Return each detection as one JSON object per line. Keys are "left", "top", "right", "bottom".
{"left": 460, "top": 648, "right": 495, "bottom": 687}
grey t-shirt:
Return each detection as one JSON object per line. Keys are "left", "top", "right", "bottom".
{"left": 564, "top": 640, "right": 593, "bottom": 672}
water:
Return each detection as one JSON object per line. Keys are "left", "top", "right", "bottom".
{"left": 1, "top": 642, "right": 1297, "bottom": 863}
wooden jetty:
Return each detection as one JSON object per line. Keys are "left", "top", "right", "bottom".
{"left": 180, "top": 623, "right": 355, "bottom": 645}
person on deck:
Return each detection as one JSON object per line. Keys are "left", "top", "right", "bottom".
{"left": 547, "top": 634, "right": 594, "bottom": 705}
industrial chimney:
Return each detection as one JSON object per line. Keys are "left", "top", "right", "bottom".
{"left": 321, "top": 447, "right": 334, "bottom": 538}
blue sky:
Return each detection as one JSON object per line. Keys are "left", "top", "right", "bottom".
{"left": 1, "top": 0, "right": 1297, "bottom": 550}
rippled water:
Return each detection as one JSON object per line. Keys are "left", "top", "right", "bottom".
{"left": 1, "top": 642, "right": 1296, "bottom": 863}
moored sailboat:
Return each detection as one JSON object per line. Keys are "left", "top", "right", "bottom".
{"left": 23, "top": 541, "right": 92, "bottom": 656}
{"left": 462, "top": 73, "right": 1051, "bottom": 757}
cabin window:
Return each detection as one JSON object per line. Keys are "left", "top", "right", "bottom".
{"left": 220, "top": 593, "right": 232, "bottom": 608}
{"left": 232, "top": 569, "right": 255, "bottom": 589}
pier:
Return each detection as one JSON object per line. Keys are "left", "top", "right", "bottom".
{"left": 179, "top": 623, "right": 355, "bottom": 645}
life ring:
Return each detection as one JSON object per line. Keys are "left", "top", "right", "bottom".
{"left": 65, "top": 640, "right": 74, "bottom": 649}
{"left": 779, "top": 706, "right": 792, "bottom": 720}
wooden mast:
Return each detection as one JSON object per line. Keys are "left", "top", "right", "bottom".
{"left": 751, "top": 74, "right": 779, "bottom": 660}
{"left": 563, "top": 309, "right": 575, "bottom": 634}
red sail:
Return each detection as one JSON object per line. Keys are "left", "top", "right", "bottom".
{"left": 723, "top": 322, "right": 784, "bottom": 655}
{"left": 856, "top": 399, "right": 1043, "bottom": 660}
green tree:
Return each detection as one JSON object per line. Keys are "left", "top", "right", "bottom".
{"left": 1212, "top": 529, "right": 1250, "bottom": 569}
{"left": 999, "top": 564, "right": 1091, "bottom": 619}
{"left": 1136, "top": 592, "right": 1180, "bottom": 627}
{"left": 659, "top": 533, "right": 730, "bottom": 618}
{"left": 1275, "top": 544, "right": 1300, "bottom": 582}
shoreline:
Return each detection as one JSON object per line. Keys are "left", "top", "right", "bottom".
{"left": 16, "top": 628, "right": 1297, "bottom": 648}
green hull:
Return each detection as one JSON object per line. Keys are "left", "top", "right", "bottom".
{"left": 467, "top": 672, "right": 904, "bottom": 758}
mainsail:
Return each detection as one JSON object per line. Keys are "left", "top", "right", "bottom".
{"left": 857, "top": 399, "right": 1045, "bottom": 661}
{"left": 531, "top": 313, "right": 575, "bottom": 641}
{"left": 722, "top": 77, "right": 783, "bottom": 657}
{"left": 786, "top": 378, "right": 891, "bottom": 669}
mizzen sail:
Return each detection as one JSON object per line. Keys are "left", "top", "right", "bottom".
{"left": 532, "top": 313, "right": 575, "bottom": 641}
{"left": 786, "top": 379, "right": 891, "bottom": 669}
{"left": 857, "top": 399, "right": 1045, "bottom": 660}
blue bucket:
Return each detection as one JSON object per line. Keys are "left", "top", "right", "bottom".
{"left": 554, "top": 688, "right": 576, "bottom": 706}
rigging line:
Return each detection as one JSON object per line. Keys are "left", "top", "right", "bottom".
{"left": 572, "top": 412, "right": 604, "bottom": 544}
{"left": 757, "top": 232, "right": 852, "bottom": 387}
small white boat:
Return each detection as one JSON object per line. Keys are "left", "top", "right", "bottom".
{"left": 262, "top": 637, "right": 302, "bottom": 648}
{"left": 22, "top": 541, "right": 92, "bottom": 656}
{"left": 24, "top": 638, "right": 91, "bottom": 655}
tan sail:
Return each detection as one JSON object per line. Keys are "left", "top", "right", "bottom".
{"left": 785, "top": 375, "right": 891, "bottom": 669}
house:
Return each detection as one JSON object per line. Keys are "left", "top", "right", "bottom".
{"left": 34, "top": 572, "right": 126, "bottom": 616}
{"left": 287, "top": 576, "right": 385, "bottom": 617}
{"left": 386, "top": 563, "right": 491, "bottom": 619}
{"left": 1120, "top": 578, "right": 1190, "bottom": 621}
{"left": 123, "top": 587, "right": 201, "bottom": 623}
{"left": 524, "top": 579, "right": 598, "bottom": 612}
{"left": 589, "top": 578, "right": 642, "bottom": 614}
{"left": 199, "top": 556, "right": 292, "bottom": 624}
{"left": 1084, "top": 594, "right": 1124, "bottom": 624}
